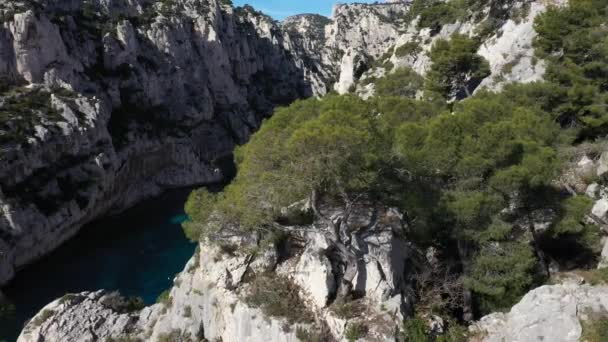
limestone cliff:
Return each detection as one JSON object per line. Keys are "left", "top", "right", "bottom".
{"left": 0, "top": 0, "right": 327, "bottom": 286}
{"left": 0, "top": 0, "right": 560, "bottom": 286}
{"left": 18, "top": 206, "right": 416, "bottom": 342}
{"left": 471, "top": 282, "right": 608, "bottom": 342}
{"left": 5, "top": 0, "right": 596, "bottom": 341}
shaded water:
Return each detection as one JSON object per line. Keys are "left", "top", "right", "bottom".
{"left": 0, "top": 188, "right": 197, "bottom": 341}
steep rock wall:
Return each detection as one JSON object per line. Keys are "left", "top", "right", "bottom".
{"left": 0, "top": 0, "right": 328, "bottom": 285}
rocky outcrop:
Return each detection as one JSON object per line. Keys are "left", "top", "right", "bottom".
{"left": 0, "top": 0, "right": 330, "bottom": 286}
{"left": 18, "top": 205, "right": 417, "bottom": 342}
{"left": 471, "top": 284, "right": 608, "bottom": 342}
{"left": 353, "top": 0, "right": 567, "bottom": 98}
{"left": 0, "top": 0, "right": 566, "bottom": 287}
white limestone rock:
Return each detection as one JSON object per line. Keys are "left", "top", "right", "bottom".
{"left": 592, "top": 199, "right": 608, "bottom": 220}
{"left": 472, "top": 284, "right": 608, "bottom": 342}
{"left": 597, "top": 152, "right": 608, "bottom": 177}
{"left": 0, "top": 0, "right": 332, "bottom": 285}
{"left": 476, "top": 1, "right": 548, "bottom": 91}
{"left": 20, "top": 205, "right": 416, "bottom": 342}
{"left": 598, "top": 237, "right": 608, "bottom": 269}
{"left": 288, "top": 234, "right": 336, "bottom": 310}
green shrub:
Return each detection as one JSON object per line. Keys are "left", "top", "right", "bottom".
{"left": 402, "top": 316, "right": 427, "bottom": 342}
{"left": 375, "top": 67, "right": 424, "bottom": 98}
{"left": 31, "top": 309, "right": 55, "bottom": 327}
{"left": 425, "top": 34, "right": 490, "bottom": 99}
{"left": 245, "top": 273, "right": 313, "bottom": 324}
{"left": 409, "top": 0, "right": 464, "bottom": 32}
{"left": 345, "top": 322, "right": 368, "bottom": 342}
{"left": 581, "top": 314, "right": 608, "bottom": 342}
{"left": 295, "top": 327, "right": 324, "bottom": 342}
{"left": 0, "top": 88, "right": 62, "bottom": 146}
{"left": 330, "top": 297, "right": 366, "bottom": 319}
{"left": 185, "top": 95, "right": 382, "bottom": 235}
{"left": 533, "top": 0, "right": 608, "bottom": 137}
{"left": 465, "top": 242, "right": 536, "bottom": 314}
{"left": 436, "top": 323, "right": 469, "bottom": 342}
{"left": 156, "top": 290, "right": 173, "bottom": 307}
{"left": 394, "top": 42, "right": 422, "bottom": 58}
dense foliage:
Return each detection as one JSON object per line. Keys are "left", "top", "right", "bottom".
{"left": 375, "top": 67, "right": 424, "bottom": 98}
{"left": 184, "top": 0, "right": 607, "bottom": 324}
{"left": 533, "top": 0, "right": 608, "bottom": 137}
{"left": 425, "top": 34, "right": 491, "bottom": 99}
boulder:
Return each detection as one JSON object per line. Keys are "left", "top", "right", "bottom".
{"left": 592, "top": 198, "right": 608, "bottom": 220}
{"left": 472, "top": 284, "right": 608, "bottom": 342}
{"left": 597, "top": 152, "right": 608, "bottom": 177}
{"left": 598, "top": 237, "right": 608, "bottom": 269}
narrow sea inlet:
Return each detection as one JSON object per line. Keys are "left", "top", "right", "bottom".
{"left": 0, "top": 189, "right": 197, "bottom": 341}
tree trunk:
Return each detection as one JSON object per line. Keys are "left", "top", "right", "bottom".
{"left": 457, "top": 240, "right": 474, "bottom": 323}
{"left": 526, "top": 213, "right": 551, "bottom": 278}
{"left": 335, "top": 239, "right": 358, "bottom": 298}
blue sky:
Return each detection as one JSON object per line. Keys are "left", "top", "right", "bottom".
{"left": 233, "top": 0, "right": 378, "bottom": 20}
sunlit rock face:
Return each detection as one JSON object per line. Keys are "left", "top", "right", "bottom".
{"left": 18, "top": 205, "right": 416, "bottom": 342}
{"left": 0, "top": 0, "right": 557, "bottom": 285}
{"left": 472, "top": 284, "right": 608, "bottom": 342}
{"left": 0, "top": 0, "right": 327, "bottom": 286}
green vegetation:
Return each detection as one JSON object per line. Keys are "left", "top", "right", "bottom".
{"left": 181, "top": 0, "right": 608, "bottom": 325}
{"left": 330, "top": 297, "right": 366, "bottom": 319}
{"left": 425, "top": 34, "right": 490, "bottom": 99}
{"left": 345, "top": 322, "right": 368, "bottom": 342}
{"left": 464, "top": 242, "right": 536, "bottom": 313}
{"left": 407, "top": 0, "right": 526, "bottom": 36}
{"left": 402, "top": 316, "right": 468, "bottom": 341}
{"left": 184, "top": 95, "right": 381, "bottom": 236}
{"left": 244, "top": 273, "right": 314, "bottom": 324}
{"left": 408, "top": 0, "right": 465, "bottom": 32}
{"left": 295, "top": 327, "right": 325, "bottom": 342}
{"left": 156, "top": 290, "right": 173, "bottom": 307}
{"left": 395, "top": 41, "right": 422, "bottom": 58}
{"left": 402, "top": 316, "right": 427, "bottom": 341}
{"left": 31, "top": 309, "right": 55, "bottom": 327}
{"left": 533, "top": 0, "right": 608, "bottom": 138}
{"left": 0, "top": 87, "right": 62, "bottom": 146}
{"left": 375, "top": 67, "right": 424, "bottom": 98}
{"left": 581, "top": 314, "right": 608, "bottom": 342}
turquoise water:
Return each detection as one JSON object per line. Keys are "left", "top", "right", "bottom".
{"left": 0, "top": 188, "right": 197, "bottom": 341}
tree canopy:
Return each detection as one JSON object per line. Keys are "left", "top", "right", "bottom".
{"left": 184, "top": 8, "right": 605, "bottom": 316}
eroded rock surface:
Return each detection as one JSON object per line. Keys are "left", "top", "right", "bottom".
{"left": 472, "top": 284, "right": 608, "bottom": 342}
{"left": 19, "top": 206, "right": 417, "bottom": 342}
{"left": 0, "top": 0, "right": 332, "bottom": 285}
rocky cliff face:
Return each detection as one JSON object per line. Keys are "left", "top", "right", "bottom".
{"left": 472, "top": 282, "right": 608, "bottom": 342}
{"left": 0, "top": 0, "right": 558, "bottom": 286}
{"left": 18, "top": 205, "right": 416, "bottom": 342}
{"left": 0, "top": 0, "right": 331, "bottom": 286}
{"left": 353, "top": 0, "right": 566, "bottom": 98}
{"left": 5, "top": 0, "right": 596, "bottom": 341}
